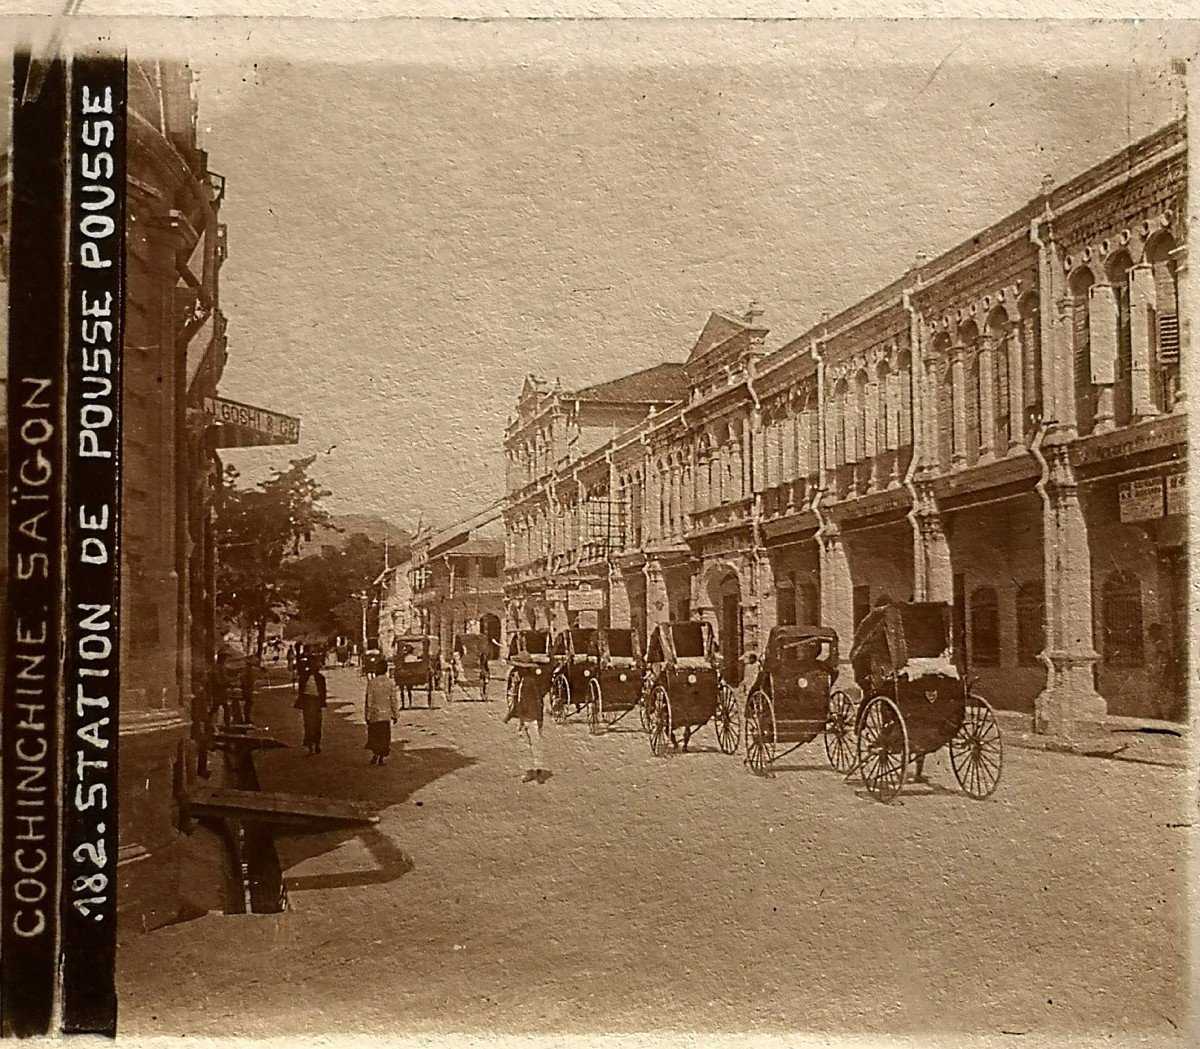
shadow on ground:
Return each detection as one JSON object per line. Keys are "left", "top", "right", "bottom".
{"left": 240, "top": 676, "right": 478, "bottom": 895}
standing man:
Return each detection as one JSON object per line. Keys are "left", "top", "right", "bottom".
{"left": 295, "top": 658, "right": 328, "bottom": 755}
{"left": 239, "top": 655, "right": 260, "bottom": 725}
{"left": 478, "top": 649, "right": 490, "bottom": 701}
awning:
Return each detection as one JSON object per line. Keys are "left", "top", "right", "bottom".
{"left": 185, "top": 788, "right": 379, "bottom": 830}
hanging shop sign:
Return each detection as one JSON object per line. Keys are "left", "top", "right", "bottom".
{"left": 1118, "top": 476, "right": 1164, "bottom": 523}
{"left": 203, "top": 395, "right": 301, "bottom": 447}
{"left": 568, "top": 588, "right": 606, "bottom": 611}
{"left": 545, "top": 589, "right": 568, "bottom": 603}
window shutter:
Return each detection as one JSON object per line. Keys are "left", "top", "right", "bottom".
{"left": 1158, "top": 313, "right": 1180, "bottom": 364}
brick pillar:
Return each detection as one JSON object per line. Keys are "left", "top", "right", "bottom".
{"left": 818, "top": 522, "right": 856, "bottom": 691}
{"left": 1035, "top": 444, "right": 1106, "bottom": 735}
{"left": 644, "top": 559, "right": 669, "bottom": 632}
{"left": 607, "top": 564, "right": 631, "bottom": 629}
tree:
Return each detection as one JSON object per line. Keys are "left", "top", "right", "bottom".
{"left": 214, "top": 455, "right": 334, "bottom": 655}
{"left": 283, "top": 532, "right": 402, "bottom": 644}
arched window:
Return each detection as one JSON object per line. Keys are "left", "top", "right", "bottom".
{"left": 1019, "top": 293, "right": 1043, "bottom": 436}
{"left": 1070, "top": 267, "right": 1097, "bottom": 435}
{"left": 1102, "top": 570, "right": 1144, "bottom": 666}
{"left": 969, "top": 586, "right": 1000, "bottom": 667}
{"left": 1016, "top": 581, "right": 1045, "bottom": 666}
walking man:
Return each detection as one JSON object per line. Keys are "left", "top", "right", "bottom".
{"left": 365, "top": 657, "right": 399, "bottom": 766}
{"left": 505, "top": 677, "right": 550, "bottom": 784}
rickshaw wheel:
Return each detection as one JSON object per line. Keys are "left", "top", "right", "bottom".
{"left": 950, "top": 694, "right": 1003, "bottom": 799}
{"left": 714, "top": 682, "right": 741, "bottom": 755}
{"left": 857, "top": 696, "right": 908, "bottom": 803}
{"left": 588, "top": 677, "right": 603, "bottom": 735}
{"left": 550, "top": 676, "right": 569, "bottom": 724}
{"left": 824, "top": 689, "right": 859, "bottom": 774}
{"left": 649, "top": 686, "right": 671, "bottom": 757}
{"left": 505, "top": 672, "right": 521, "bottom": 722}
{"left": 744, "top": 690, "right": 774, "bottom": 775}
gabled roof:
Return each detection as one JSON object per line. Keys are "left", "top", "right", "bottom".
{"left": 685, "top": 311, "right": 751, "bottom": 365}
{"left": 573, "top": 362, "right": 687, "bottom": 405}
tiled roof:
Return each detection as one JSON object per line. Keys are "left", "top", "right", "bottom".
{"left": 574, "top": 362, "right": 687, "bottom": 404}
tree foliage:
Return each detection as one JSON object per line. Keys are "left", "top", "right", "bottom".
{"left": 214, "top": 455, "right": 334, "bottom": 653}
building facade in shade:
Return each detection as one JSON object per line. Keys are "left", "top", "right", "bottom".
{"left": 1, "top": 62, "right": 235, "bottom": 930}
{"left": 503, "top": 119, "right": 1188, "bottom": 732}
{"left": 118, "top": 61, "right": 234, "bottom": 928}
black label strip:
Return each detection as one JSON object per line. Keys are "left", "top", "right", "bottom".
{"left": 2, "top": 52, "right": 69, "bottom": 1039}
{"left": 60, "top": 52, "right": 126, "bottom": 1037}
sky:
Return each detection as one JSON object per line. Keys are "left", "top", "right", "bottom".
{"left": 15, "top": 17, "right": 1194, "bottom": 530}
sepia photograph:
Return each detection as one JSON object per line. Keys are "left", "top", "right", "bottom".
{"left": 0, "top": 10, "right": 1196, "bottom": 1044}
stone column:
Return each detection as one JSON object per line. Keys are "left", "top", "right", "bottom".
{"left": 1088, "top": 282, "right": 1118, "bottom": 433}
{"left": 884, "top": 367, "right": 901, "bottom": 487}
{"left": 818, "top": 521, "right": 857, "bottom": 691}
{"left": 950, "top": 346, "right": 967, "bottom": 469}
{"left": 864, "top": 376, "right": 879, "bottom": 490}
{"left": 923, "top": 359, "right": 940, "bottom": 471}
{"left": 1006, "top": 319, "right": 1025, "bottom": 454}
{"left": 977, "top": 336, "right": 995, "bottom": 462}
{"left": 739, "top": 416, "right": 752, "bottom": 498}
{"left": 1035, "top": 447, "right": 1106, "bottom": 736}
{"left": 1128, "top": 263, "right": 1159, "bottom": 420}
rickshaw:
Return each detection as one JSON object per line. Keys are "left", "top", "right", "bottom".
{"left": 742, "top": 625, "right": 859, "bottom": 776}
{"left": 849, "top": 601, "right": 1003, "bottom": 803}
{"left": 643, "top": 621, "right": 741, "bottom": 757}
{"left": 586, "top": 627, "right": 644, "bottom": 735}
{"left": 549, "top": 628, "right": 598, "bottom": 724}
{"left": 504, "top": 629, "right": 555, "bottom": 723}
{"left": 392, "top": 634, "right": 437, "bottom": 706}
{"left": 455, "top": 632, "right": 499, "bottom": 701}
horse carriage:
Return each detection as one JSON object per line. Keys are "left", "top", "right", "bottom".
{"left": 643, "top": 621, "right": 741, "bottom": 757}
{"left": 742, "top": 625, "right": 859, "bottom": 775}
{"left": 392, "top": 634, "right": 438, "bottom": 704}
{"left": 849, "top": 601, "right": 1003, "bottom": 802}
{"left": 504, "top": 629, "right": 555, "bottom": 723}
{"left": 548, "top": 628, "right": 597, "bottom": 724}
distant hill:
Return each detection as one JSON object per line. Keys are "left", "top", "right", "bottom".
{"left": 307, "top": 513, "right": 414, "bottom": 551}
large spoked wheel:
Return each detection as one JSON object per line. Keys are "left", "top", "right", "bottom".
{"left": 550, "top": 676, "right": 569, "bottom": 724}
{"left": 588, "top": 677, "right": 604, "bottom": 735}
{"left": 824, "top": 689, "right": 859, "bottom": 773}
{"left": 714, "top": 682, "right": 741, "bottom": 755}
{"left": 857, "top": 696, "right": 909, "bottom": 803}
{"left": 743, "top": 689, "right": 775, "bottom": 775}
{"left": 649, "top": 686, "right": 672, "bottom": 757}
{"left": 505, "top": 671, "right": 521, "bottom": 721}
{"left": 950, "top": 694, "right": 1004, "bottom": 799}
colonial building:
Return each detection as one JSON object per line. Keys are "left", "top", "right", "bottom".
{"left": 503, "top": 119, "right": 1188, "bottom": 732}
{"left": 380, "top": 508, "right": 506, "bottom": 660}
